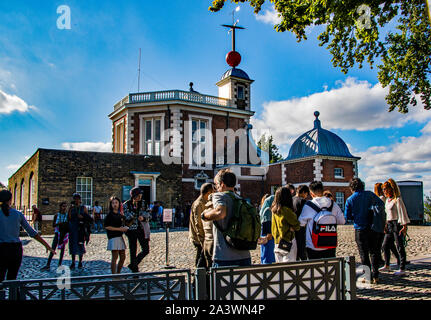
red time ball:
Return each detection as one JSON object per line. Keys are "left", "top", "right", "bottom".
{"left": 226, "top": 50, "right": 241, "bottom": 67}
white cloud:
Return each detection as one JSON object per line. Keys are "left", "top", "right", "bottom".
{"left": 61, "top": 141, "right": 112, "bottom": 153}
{"left": 0, "top": 89, "right": 36, "bottom": 114}
{"left": 358, "top": 127, "right": 431, "bottom": 195}
{"left": 252, "top": 77, "right": 431, "bottom": 148}
{"left": 255, "top": 6, "right": 282, "bottom": 25}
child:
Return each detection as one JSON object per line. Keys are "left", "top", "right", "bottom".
{"left": 104, "top": 196, "right": 128, "bottom": 274}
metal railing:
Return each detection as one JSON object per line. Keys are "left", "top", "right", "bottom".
{"left": 114, "top": 90, "right": 232, "bottom": 110}
{"left": 0, "top": 257, "right": 356, "bottom": 300}
{"left": 0, "top": 269, "right": 192, "bottom": 301}
{"left": 196, "top": 256, "right": 356, "bottom": 300}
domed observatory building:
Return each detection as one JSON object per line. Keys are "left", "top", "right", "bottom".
{"left": 266, "top": 111, "right": 361, "bottom": 210}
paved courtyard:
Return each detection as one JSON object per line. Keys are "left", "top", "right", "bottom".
{"left": 16, "top": 225, "right": 431, "bottom": 300}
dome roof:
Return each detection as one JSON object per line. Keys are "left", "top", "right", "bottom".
{"left": 286, "top": 111, "right": 356, "bottom": 160}
{"left": 221, "top": 67, "right": 250, "bottom": 81}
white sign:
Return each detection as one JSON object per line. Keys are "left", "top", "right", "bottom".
{"left": 163, "top": 209, "right": 173, "bottom": 223}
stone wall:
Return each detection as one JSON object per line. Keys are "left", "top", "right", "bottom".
{"left": 321, "top": 159, "right": 354, "bottom": 183}
{"left": 19, "top": 148, "right": 182, "bottom": 234}
{"left": 285, "top": 160, "right": 315, "bottom": 184}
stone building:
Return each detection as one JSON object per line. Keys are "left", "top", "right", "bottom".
{"left": 7, "top": 148, "right": 182, "bottom": 234}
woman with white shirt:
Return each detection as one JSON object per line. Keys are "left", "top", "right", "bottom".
{"left": 379, "top": 179, "right": 410, "bottom": 276}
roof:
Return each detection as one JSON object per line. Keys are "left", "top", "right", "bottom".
{"left": 286, "top": 111, "right": 358, "bottom": 160}
{"left": 221, "top": 68, "right": 251, "bottom": 81}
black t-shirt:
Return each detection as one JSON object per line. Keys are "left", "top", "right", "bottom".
{"left": 292, "top": 196, "right": 307, "bottom": 218}
{"left": 104, "top": 212, "right": 124, "bottom": 239}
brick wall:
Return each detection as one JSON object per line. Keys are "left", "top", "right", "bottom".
{"left": 321, "top": 159, "right": 354, "bottom": 183}
{"left": 14, "top": 149, "right": 183, "bottom": 234}
{"left": 285, "top": 160, "right": 314, "bottom": 184}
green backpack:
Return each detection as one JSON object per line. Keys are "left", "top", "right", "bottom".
{"left": 216, "top": 191, "right": 261, "bottom": 251}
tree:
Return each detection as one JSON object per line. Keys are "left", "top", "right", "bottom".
{"left": 209, "top": 1, "right": 431, "bottom": 113}
{"left": 257, "top": 134, "right": 283, "bottom": 163}
{"left": 425, "top": 193, "right": 431, "bottom": 223}
{"left": 0, "top": 182, "right": 5, "bottom": 190}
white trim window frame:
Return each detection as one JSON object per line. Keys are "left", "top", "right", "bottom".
{"left": 140, "top": 114, "right": 165, "bottom": 156}
{"left": 334, "top": 167, "right": 344, "bottom": 179}
{"left": 76, "top": 177, "right": 93, "bottom": 207}
{"left": 114, "top": 118, "right": 125, "bottom": 153}
{"left": 188, "top": 115, "right": 213, "bottom": 170}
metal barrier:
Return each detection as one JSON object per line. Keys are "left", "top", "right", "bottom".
{"left": 0, "top": 269, "right": 192, "bottom": 301}
{"left": 196, "top": 256, "right": 356, "bottom": 300}
{"left": 1, "top": 257, "right": 356, "bottom": 300}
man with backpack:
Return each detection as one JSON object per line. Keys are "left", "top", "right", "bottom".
{"left": 201, "top": 169, "right": 260, "bottom": 268}
{"left": 298, "top": 181, "right": 345, "bottom": 260}
{"left": 345, "top": 178, "right": 385, "bottom": 284}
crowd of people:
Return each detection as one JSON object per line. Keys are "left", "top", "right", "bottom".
{"left": 0, "top": 170, "right": 411, "bottom": 286}
{"left": 189, "top": 171, "right": 411, "bottom": 285}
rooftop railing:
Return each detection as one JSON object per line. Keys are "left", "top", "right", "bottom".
{"left": 113, "top": 90, "right": 231, "bottom": 110}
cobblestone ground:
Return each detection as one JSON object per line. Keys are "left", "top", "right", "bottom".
{"left": 16, "top": 225, "right": 431, "bottom": 300}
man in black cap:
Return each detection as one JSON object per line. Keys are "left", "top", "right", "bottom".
{"left": 123, "top": 187, "right": 151, "bottom": 273}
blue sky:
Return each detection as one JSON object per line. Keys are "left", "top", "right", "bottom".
{"left": 1, "top": 1, "right": 431, "bottom": 195}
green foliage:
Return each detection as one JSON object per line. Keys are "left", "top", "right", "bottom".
{"left": 425, "top": 193, "right": 431, "bottom": 221}
{"left": 209, "top": 0, "right": 431, "bottom": 113}
{"left": 257, "top": 134, "right": 283, "bottom": 163}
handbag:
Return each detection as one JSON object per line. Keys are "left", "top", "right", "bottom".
{"left": 278, "top": 238, "right": 293, "bottom": 252}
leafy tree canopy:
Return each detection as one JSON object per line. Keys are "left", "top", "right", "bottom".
{"left": 425, "top": 192, "right": 431, "bottom": 222}
{"left": 257, "top": 134, "right": 283, "bottom": 163}
{"left": 209, "top": 0, "right": 431, "bottom": 113}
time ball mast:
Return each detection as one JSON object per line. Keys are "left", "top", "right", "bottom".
{"left": 222, "top": 23, "right": 245, "bottom": 68}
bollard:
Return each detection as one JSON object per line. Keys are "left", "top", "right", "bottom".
{"left": 194, "top": 268, "right": 207, "bottom": 300}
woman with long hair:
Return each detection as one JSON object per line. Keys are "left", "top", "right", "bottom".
{"left": 105, "top": 196, "right": 128, "bottom": 274}
{"left": 379, "top": 179, "right": 410, "bottom": 276}
{"left": 258, "top": 193, "right": 275, "bottom": 264}
{"left": 271, "top": 187, "right": 301, "bottom": 263}
{"left": 0, "top": 190, "right": 54, "bottom": 282}
{"left": 374, "top": 182, "right": 400, "bottom": 268}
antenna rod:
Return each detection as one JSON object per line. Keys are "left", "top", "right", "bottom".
{"left": 138, "top": 48, "right": 141, "bottom": 92}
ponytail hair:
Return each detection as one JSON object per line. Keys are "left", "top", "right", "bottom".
{"left": 0, "top": 190, "right": 12, "bottom": 217}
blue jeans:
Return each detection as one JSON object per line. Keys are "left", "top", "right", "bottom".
{"left": 212, "top": 258, "right": 251, "bottom": 268}
{"left": 94, "top": 220, "right": 103, "bottom": 232}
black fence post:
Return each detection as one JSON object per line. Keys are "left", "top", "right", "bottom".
{"left": 343, "top": 256, "right": 357, "bottom": 300}
{"left": 194, "top": 268, "right": 207, "bottom": 300}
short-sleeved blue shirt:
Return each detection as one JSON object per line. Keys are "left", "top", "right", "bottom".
{"left": 0, "top": 208, "right": 38, "bottom": 243}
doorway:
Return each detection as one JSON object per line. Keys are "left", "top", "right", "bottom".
{"left": 139, "top": 185, "right": 151, "bottom": 208}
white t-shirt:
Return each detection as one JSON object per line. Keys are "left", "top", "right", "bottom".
{"left": 298, "top": 196, "right": 346, "bottom": 251}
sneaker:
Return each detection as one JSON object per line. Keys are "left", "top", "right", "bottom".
{"left": 394, "top": 270, "right": 406, "bottom": 276}
{"left": 379, "top": 265, "right": 391, "bottom": 271}
{"left": 40, "top": 265, "right": 50, "bottom": 271}
{"left": 128, "top": 264, "right": 138, "bottom": 273}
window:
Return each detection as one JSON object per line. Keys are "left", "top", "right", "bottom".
{"left": 28, "top": 172, "right": 35, "bottom": 207}
{"left": 20, "top": 179, "right": 25, "bottom": 209}
{"left": 334, "top": 168, "right": 344, "bottom": 178}
{"left": 143, "top": 118, "right": 162, "bottom": 155}
{"left": 194, "top": 171, "right": 209, "bottom": 190}
{"left": 237, "top": 85, "right": 245, "bottom": 100}
{"left": 336, "top": 192, "right": 345, "bottom": 210}
{"left": 115, "top": 121, "right": 124, "bottom": 153}
{"left": 191, "top": 118, "right": 208, "bottom": 167}
{"left": 76, "top": 177, "right": 93, "bottom": 207}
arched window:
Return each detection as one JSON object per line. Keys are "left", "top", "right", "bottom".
{"left": 13, "top": 183, "right": 17, "bottom": 207}
{"left": 20, "top": 179, "right": 25, "bottom": 210}
{"left": 29, "top": 172, "right": 35, "bottom": 207}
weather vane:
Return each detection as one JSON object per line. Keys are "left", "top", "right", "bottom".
{"left": 221, "top": 6, "right": 245, "bottom": 67}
